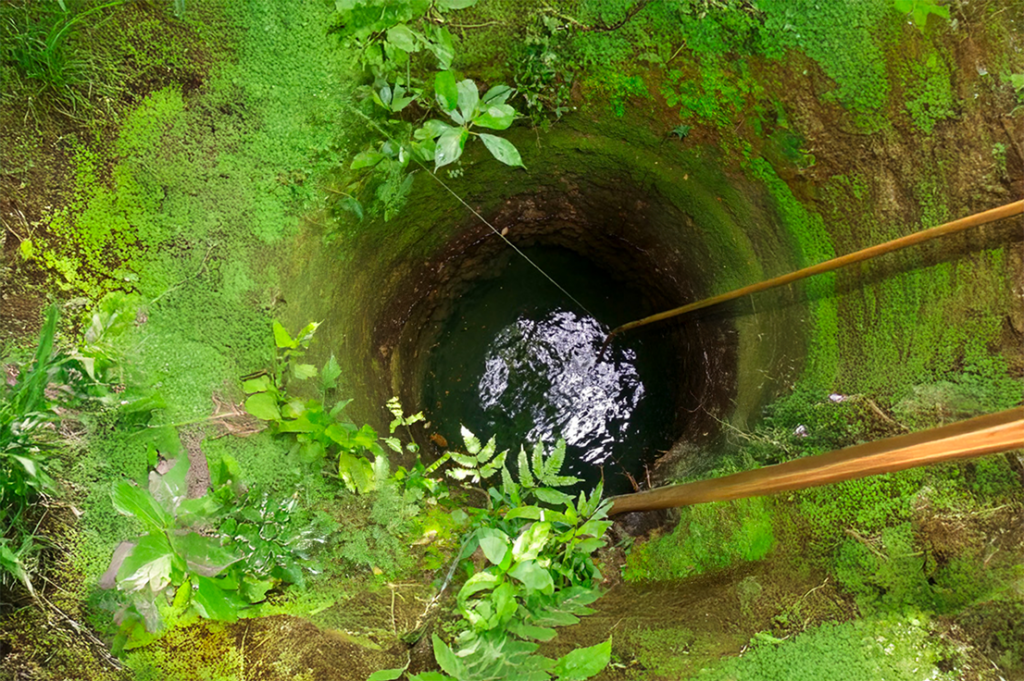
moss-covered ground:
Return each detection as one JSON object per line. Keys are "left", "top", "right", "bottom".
{"left": 1, "top": 0, "right": 1021, "bottom": 679}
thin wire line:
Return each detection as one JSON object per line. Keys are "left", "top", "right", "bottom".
{"left": 350, "top": 107, "right": 595, "bottom": 318}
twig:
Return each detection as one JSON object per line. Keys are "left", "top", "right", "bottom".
{"left": 844, "top": 528, "right": 888, "bottom": 561}
{"left": 542, "top": 0, "right": 651, "bottom": 32}
{"left": 39, "top": 594, "right": 123, "bottom": 671}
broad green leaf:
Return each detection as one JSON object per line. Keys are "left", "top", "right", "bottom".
{"left": 292, "top": 363, "right": 318, "bottom": 380}
{"left": 533, "top": 487, "right": 572, "bottom": 506}
{"left": 434, "top": 0, "right": 479, "bottom": 8}
{"left": 339, "top": 196, "right": 364, "bottom": 220}
{"left": 551, "top": 638, "right": 611, "bottom": 681}
{"left": 169, "top": 532, "right": 242, "bottom": 578}
{"left": 338, "top": 452, "right": 375, "bottom": 494}
{"left": 117, "top": 533, "right": 174, "bottom": 592}
{"left": 409, "top": 673, "right": 452, "bottom": 681}
{"left": 367, "top": 668, "right": 406, "bottom": 681}
{"left": 489, "top": 580, "right": 518, "bottom": 625}
{"left": 434, "top": 127, "right": 467, "bottom": 169}
{"left": 245, "top": 392, "right": 281, "bottom": 421}
{"left": 425, "top": 25, "right": 455, "bottom": 70}
{"left": 478, "top": 134, "right": 524, "bottom": 168}
{"left": 176, "top": 496, "right": 223, "bottom": 525}
{"left": 456, "top": 79, "right": 479, "bottom": 121}
{"left": 241, "top": 375, "right": 271, "bottom": 393}
{"left": 435, "top": 71, "right": 459, "bottom": 112}
{"left": 508, "top": 560, "right": 553, "bottom": 595}
{"left": 384, "top": 437, "right": 402, "bottom": 453}
{"left": 193, "top": 575, "right": 245, "bottom": 621}
{"left": 432, "top": 634, "right": 467, "bottom": 678}
{"left": 240, "top": 576, "right": 275, "bottom": 604}
{"left": 476, "top": 528, "right": 510, "bottom": 566}
{"left": 508, "top": 621, "right": 557, "bottom": 642}
{"left": 148, "top": 456, "right": 189, "bottom": 513}
{"left": 273, "top": 321, "right": 296, "bottom": 349}
{"left": 321, "top": 355, "right": 342, "bottom": 390}
{"left": 474, "top": 104, "right": 516, "bottom": 130}
{"left": 505, "top": 505, "right": 542, "bottom": 521}
{"left": 297, "top": 440, "right": 326, "bottom": 464}
{"left": 281, "top": 399, "right": 307, "bottom": 419}
{"left": 415, "top": 119, "right": 452, "bottom": 140}
{"left": 278, "top": 414, "right": 317, "bottom": 433}
{"left": 112, "top": 480, "right": 173, "bottom": 531}
{"left": 482, "top": 84, "right": 514, "bottom": 105}
{"left": 457, "top": 571, "right": 501, "bottom": 602}
{"left": 13, "top": 454, "right": 36, "bottom": 475}
{"left": 351, "top": 150, "right": 385, "bottom": 170}
{"left": 512, "top": 521, "right": 551, "bottom": 562}
{"left": 353, "top": 424, "right": 379, "bottom": 449}
{"left": 295, "top": 322, "right": 320, "bottom": 347}
{"left": 386, "top": 23, "right": 420, "bottom": 52}
{"left": 573, "top": 537, "right": 606, "bottom": 554}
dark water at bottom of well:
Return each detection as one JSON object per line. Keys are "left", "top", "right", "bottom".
{"left": 423, "top": 247, "right": 680, "bottom": 496}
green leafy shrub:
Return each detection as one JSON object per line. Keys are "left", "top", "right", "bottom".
{"left": 243, "top": 321, "right": 397, "bottom": 493}
{"left": 108, "top": 453, "right": 332, "bottom": 650}
{"left": 371, "top": 431, "right": 614, "bottom": 681}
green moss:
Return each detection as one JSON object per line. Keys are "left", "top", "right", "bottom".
{"left": 124, "top": 620, "right": 242, "bottom": 681}
{"left": 747, "top": 156, "right": 839, "bottom": 390}
{"left": 624, "top": 497, "right": 775, "bottom": 582}
{"left": 758, "top": 0, "right": 894, "bottom": 127}
{"left": 699, "top": 614, "right": 957, "bottom": 681}
{"left": 903, "top": 50, "right": 957, "bottom": 133}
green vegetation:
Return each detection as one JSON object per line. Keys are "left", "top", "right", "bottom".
{"left": 372, "top": 432, "right": 614, "bottom": 681}
{"left": 700, "top": 614, "right": 957, "bottom": 681}
{"left": 1, "top": 0, "right": 1020, "bottom": 679}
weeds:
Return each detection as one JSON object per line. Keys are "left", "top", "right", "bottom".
{"left": 0, "top": 0, "right": 128, "bottom": 118}
{"left": 1, "top": 297, "right": 143, "bottom": 603}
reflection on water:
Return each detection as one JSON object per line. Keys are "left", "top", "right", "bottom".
{"left": 423, "top": 246, "right": 678, "bottom": 494}
{"left": 478, "top": 310, "right": 643, "bottom": 466}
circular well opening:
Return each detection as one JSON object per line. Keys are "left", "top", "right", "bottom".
{"left": 400, "top": 183, "right": 741, "bottom": 496}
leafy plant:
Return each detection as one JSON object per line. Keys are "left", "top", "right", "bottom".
{"left": 514, "top": 16, "right": 574, "bottom": 126}
{"left": 108, "top": 454, "right": 330, "bottom": 649}
{"left": 1, "top": 299, "right": 145, "bottom": 600}
{"left": 892, "top": 0, "right": 949, "bottom": 30}
{"left": 243, "top": 321, "right": 424, "bottom": 494}
{"left": 0, "top": 0, "right": 129, "bottom": 114}
{"left": 328, "top": 0, "right": 526, "bottom": 222}
{"left": 373, "top": 430, "right": 614, "bottom": 681}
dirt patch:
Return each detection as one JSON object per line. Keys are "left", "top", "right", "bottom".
{"left": 540, "top": 560, "right": 849, "bottom": 680}
{"left": 180, "top": 429, "right": 210, "bottom": 499}
{"left": 231, "top": 615, "right": 405, "bottom": 681}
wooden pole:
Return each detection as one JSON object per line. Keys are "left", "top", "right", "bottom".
{"left": 605, "top": 200, "right": 1023, "bottom": 341}
{"left": 607, "top": 407, "right": 1024, "bottom": 516}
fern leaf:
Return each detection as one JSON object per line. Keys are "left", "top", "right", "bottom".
{"left": 479, "top": 435, "right": 497, "bottom": 462}
{"left": 461, "top": 426, "right": 481, "bottom": 455}
{"left": 530, "top": 441, "right": 545, "bottom": 484}
{"left": 517, "top": 446, "right": 534, "bottom": 488}
{"left": 545, "top": 439, "right": 566, "bottom": 479}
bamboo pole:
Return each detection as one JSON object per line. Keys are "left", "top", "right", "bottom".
{"left": 604, "top": 200, "right": 1023, "bottom": 341}
{"left": 607, "top": 407, "right": 1024, "bottom": 516}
